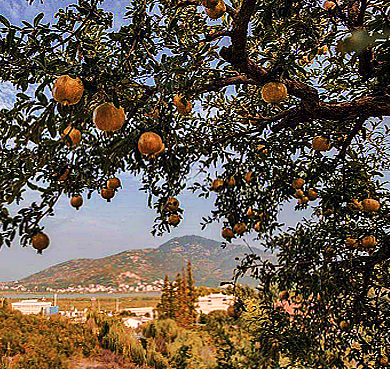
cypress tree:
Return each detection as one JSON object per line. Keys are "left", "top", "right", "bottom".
{"left": 156, "top": 264, "right": 199, "bottom": 325}
{"left": 167, "top": 280, "right": 176, "bottom": 319}
{"left": 186, "top": 260, "right": 198, "bottom": 325}
{"left": 156, "top": 274, "right": 171, "bottom": 319}
{"left": 174, "top": 271, "right": 189, "bottom": 327}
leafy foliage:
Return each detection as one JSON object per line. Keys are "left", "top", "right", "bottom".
{"left": 0, "top": 303, "right": 100, "bottom": 369}
{"left": 1, "top": 0, "right": 390, "bottom": 365}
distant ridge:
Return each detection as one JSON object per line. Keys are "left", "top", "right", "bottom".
{"left": 4, "top": 235, "right": 276, "bottom": 291}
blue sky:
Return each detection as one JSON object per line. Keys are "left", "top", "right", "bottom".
{"left": 0, "top": 0, "right": 305, "bottom": 281}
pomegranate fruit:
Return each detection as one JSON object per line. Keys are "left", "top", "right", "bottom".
{"left": 138, "top": 132, "right": 164, "bottom": 156}
{"left": 52, "top": 75, "right": 84, "bottom": 106}
{"left": 93, "top": 102, "right": 125, "bottom": 132}
{"left": 32, "top": 233, "right": 50, "bottom": 254}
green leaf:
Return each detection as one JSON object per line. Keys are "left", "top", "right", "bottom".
{"left": 36, "top": 92, "right": 48, "bottom": 106}
{"left": 33, "top": 13, "right": 44, "bottom": 28}
{"left": 0, "top": 15, "right": 10, "bottom": 28}
{"left": 26, "top": 181, "right": 38, "bottom": 191}
{"left": 16, "top": 93, "right": 30, "bottom": 100}
{"left": 46, "top": 110, "right": 56, "bottom": 138}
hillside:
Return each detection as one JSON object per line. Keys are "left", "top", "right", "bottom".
{"left": 6, "top": 235, "right": 276, "bottom": 291}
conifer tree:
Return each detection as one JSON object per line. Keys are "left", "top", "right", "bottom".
{"left": 167, "top": 279, "right": 176, "bottom": 320}
{"left": 157, "top": 265, "right": 199, "bottom": 325}
{"left": 174, "top": 271, "right": 190, "bottom": 327}
{"left": 156, "top": 274, "right": 171, "bottom": 320}
{"left": 185, "top": 261, "right": 198, "bottom": 325}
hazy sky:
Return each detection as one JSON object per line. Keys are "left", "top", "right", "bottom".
{"left": 0, "top": 0, "right": 306, "bottom": 281}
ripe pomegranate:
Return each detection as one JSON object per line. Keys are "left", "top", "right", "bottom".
{"left": 61, "top": 126, "right": 81, "bottom": 147}
{"left": 222, "top": 228, "right": 235, "bottom": 242}
{"left": 168, "top": 214, "right": 181, "bottom": 227}
{"left": 70, "top": 195, "right": 83, "bottom": 210}
{"left": 101, "top": 188, "right": 115, "bottom": 202}
{"left": 138, "top": 132, "right": 164, "bottom": 156}
{"left": 244, "top": 171, "right": 253, "bottom": 184}
{"left": 225, "top": 177, "right": 236, "bottom": 188}
{"left": 340, "top": 321, "right": 350, "bottom": 330}
{"left": 32, "top": 233, "right": 50, "bottom": 254}
{"left": 261, "top": 82, "right": 288, "bottom": 104}
{"left": 307, "top": 189, "right": 318, "bottom": 201}
{"left": 298, "top": 196, "right": 309, "bottom": 205}
{"left": 206, "top": 1, "right": 226, "bottom": 19}
{"left": 233, "top": 222, "right": 247, "bottom": 235}
{"left": 362, "top": 199, "right": 380, "bottom": 212}
{"left": 279, "top": 290, "right": 289, "bottom": 300}
{"left": 211, "top": 179, "right": 224, "bottom": 192}
{"left": 323, "top": 0, "right": 336, "bottom": 10}
{"left": 312, "top": 136, "right": 330, "bottom": 151}
{"left": 292, "top": 178, "right": 305, "bottom": 189}
{"left": 93, "top": 102, "right": 125, "bottom": 132}
{"left": 166, "top": 197, "right": 180, "bottom": 212}
{"left": 361, "top": 235, "right": 377, "bottom": 249}
{"left": 173, "top": 94, "right": 192, "bottom": 115}
{"left": 253, "top": 221, "right": 261, "bottom": 232}
{"left": 52, "top": 75, "right": 84, "bottom": 106}
{"left": 294, "top": 190, "right": 304, "bottom": 198}
{"left": 107, "top": 177, "right": 121, "bottom": 190}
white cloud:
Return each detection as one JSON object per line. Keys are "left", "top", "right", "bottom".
{"left": 0, "top": 82, "right": 17, "bottom": 109}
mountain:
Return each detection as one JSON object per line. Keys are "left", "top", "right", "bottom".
{"left": 5, "top": 235, "right": 277, "bottom": 291}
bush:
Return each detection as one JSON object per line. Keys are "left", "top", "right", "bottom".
{"left": 0, "top": 308, "right": 100, "bottom": 369}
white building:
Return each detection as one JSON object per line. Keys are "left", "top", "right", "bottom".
{"left": 11, "top": 300, "right": 52, "bottom": 315}
{"left": 123, "top": 316, "right": 153, "bottom": 329}
{"left": 123, "top": 306, "right": 156, "bottom": 318}
{"left": 196, "top": 293, "right": 235, "bottom": 314}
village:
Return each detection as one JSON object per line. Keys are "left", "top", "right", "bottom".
{"left": 8, "top": 292, "right": 235, "bottom": 329}
{"left": 0, "top": 280, "right": 165, "bottom": 293}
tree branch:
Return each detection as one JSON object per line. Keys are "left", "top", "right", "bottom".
{"left": 230, "top": 0, "right": 257, "bottom": 64}
{"left": 357, "top": 0, "right": 367, "bottom": 26}
{"left": 191, "top": 74, "right": 259, "bottom": 94}
{"left": 336, "top": 119, "right": 365, "bottom": 161}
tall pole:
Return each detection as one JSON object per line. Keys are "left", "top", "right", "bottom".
{"left": 54, "top": 293, "right": 58, "bottom": 307}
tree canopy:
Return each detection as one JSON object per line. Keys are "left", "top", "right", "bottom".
{"left": 1, "top": 0, "right": 390, "bottom": 365}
